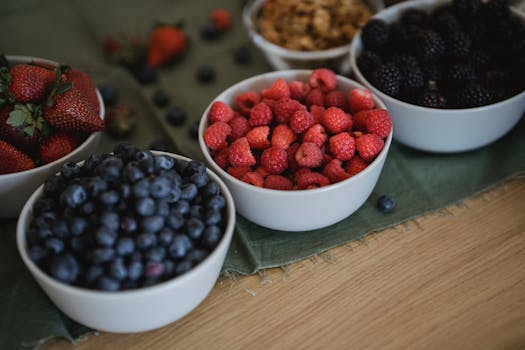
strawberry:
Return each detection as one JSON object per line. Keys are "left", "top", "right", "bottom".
{"left": 295, "top": 142, "right": 323, "bottom": 168}
{"left": 66, "top": 69, "right": 100, "bottom": 114}
{"left": 260, "top": 146, "right": 288, "bottom": 174}
{"left": 0, "top": 104, "right": 46, "bottom": 149}
{"left": 246, "top": 125, "right": 270, "bottom": 149}
{"left": 348, "top": 88, "right": 375, "bottom": 114}
{"left": 147, "top": 25, "right": 187, "bottom": 68}
{"left": 228, "top": 137, "right": 256, "bottom": 167}
{"left": 355, "top": 133, "right": 384, "bottom": 162}
{"left": 39, "top": 132, "right": 81, "bottom": 164}
{"left": 2, "top": 64, "right": 55, "bottom": 103}
{"left": 365, "top": 109, "right": 392, "bottom": 139}
{"left": 0, "top": 140, "right": 35, "bottom": 174}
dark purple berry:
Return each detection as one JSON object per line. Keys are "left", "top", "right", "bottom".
{"left": 152, "top": 89, "right": 170, "bottom": 108}
{"left": 196, "top": 64, "right": 215, "bottom": 83}
{"left": 361, "top": 19, "right": 390, "bottom": 50}
{"left": 377, "top": 195, "right": 395, "bottom": 213}
{"left": 47, "top": 254, "right": 79, "bottom": 284}
{"left": 97, "top": 83, "right": 119, "bottom": 106}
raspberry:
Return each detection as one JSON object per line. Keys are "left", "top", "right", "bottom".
{"left": 365, "top": 109, "right": 392, "bottom": 139}
{"left": 287, "top": 142, "right": 301, "bottom": 171}
{"left": 249, "top": 102, "right": 273, "bottom": 126}
{"left": 274, "top": 98, "right": 306, "bottom": 123}
{"left": 324, "top": 90, "right": 347, "bottom": 110}
{"left": 241, "top": 172, "right": 264, "bottom": 187}
{"left": 305, "top": 88, "right": 324, "bottom": 107}
{"left": 329, "top": 132, "right": 355, "bottom": 161}
{"left": 322, "top": 107, "right": 349, "bottom": 134}
{"left": 255, "top": 165, "right": 270, "bottom": 178}
{"left": 246, "top": 126, "right": 270, "bottom": 149}
{"left": 271, "top": 124, "right": 297, "bottom": 149}
{"left": 235, "top": 91, "right": 260, "bottom": 115}
{"left": 227, "top": 166, "right": 251, "bottom": 179}
{"left": 264, "top": 175, "right": 293, "bottom": 190}
{"left": 261, "top": 78, "right": 290, "bottom": 100}
{"left": 228, "top": 137, "right": 256, "bottom": 167}
{"left": 296, "top": 171, "right": 330, "bottom": 189}
{"left": 289, "top": 109, "right": 314, "bottom": 134}
{"left": 288, "top": 80, "right": 310, "bottom": 101}
{"left": 211, "top": 147, "right": 229, "bottom": 169}
{"left": 260, "top": 98, "right": 277, "bottom": 112}
{"left": 303, "top": 124, "right": 327, "bottom": 147}
{"left": 323, "top": 159, "right": 350, "bottom": 183}
{"left": 204, "top": 121, "right": 232, "bottom": 150}
{"left": 345, "top": 156, "right": 368, "bottom": 176}
{"left": 209, "top": 8, "right": 232, "bottom": 31}
{"left": 295, "top": 142, "right": 323, "bottom": 168}
{"left": 208, "top": 101, "right": 234, "bottom": 123}
{"left": 348, "top": 88, "right": 375, "bottom": 114}
{"left": 228, "top": 115, "right": 250, "bottom": 140}
{"left": 261, "top": 146, "right": 288, "bottom": 174}
{"left": 355, "top": 134, "right": 384, "bottom": 162}
{"left": 308, "top": 68, "right": 337, "bottom": 92}
{"left": 352, "top": 110, "right": 369, "bottom": 131}
{"left": 309, "top": 105, "right": 325, "bottom": 124}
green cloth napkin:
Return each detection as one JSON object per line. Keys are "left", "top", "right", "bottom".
{"left": 0, "top": 0, "right": 524, "bottom": 348}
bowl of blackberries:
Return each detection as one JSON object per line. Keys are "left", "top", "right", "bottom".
{"left": 16, "top": 142, "right": 236, "bottom": 333}
{"left": 350, "top": 0, "right": 525, "bottom": 153}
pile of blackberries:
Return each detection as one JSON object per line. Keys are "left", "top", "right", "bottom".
{"left": 25, "top": 142, "right": 229, "bottom": 291}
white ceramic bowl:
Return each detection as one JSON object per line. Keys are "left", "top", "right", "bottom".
{"left": 243, "top": 0, "right": 384, "bottom": 74}
{"left": 16, "top": 152, "right": 236, "bottom": 333}
{"left": 199, "top": 70, "right": 392, "bottom": 232}
{"left": 350, "top": 0, "right": 525, "bottom": 153}
{"left": 0, "top": 55, "right": 104, "bottom": 218}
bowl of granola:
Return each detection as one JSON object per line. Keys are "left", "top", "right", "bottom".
{"left": 243, "top": 0, "right": 383, "bottom": 74}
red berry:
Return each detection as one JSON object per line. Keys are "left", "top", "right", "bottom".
{"left": 39, "top": 133, "right": 81, "bottom": 165}
{"left": 228, "top": 114, "right": 250, "bottom": 140}
{"left": 209, "top": 8, "right": 232, "bottom": 31}
{"left": 204, "top": 121, "right": 232, "bottom": 150}
{"left": 235, "top": 91, "right": 260, "bottom": 115}
{"left": 147, "top": 25, "right": 187, "bottom": 68}
{"left": 241, "top": 171, "right": 264, "bottom": 187}
{"left": 261, "top": 146, "right": 288, "bottom": 174}
{"left": 249, "top": 102, "right": 273, "bottom": 126}
{"left": 365, "top": 109, "right": 392, "bottom": 139}
{"left": 295, "top": 142, "right": 323, "bottom": 168}
{"left": 308, "top": 68, "right": 337, "bottom": 92}
{"left": 271, "top": 124, "right": 297, "bottom": 149}
{"left": 323, "top": 158, "right": 350, "bottom": 183}
{"left": 329, "top": 132, "right": 355, "bottom": 161}
{"left": 208, "top": 101, "right": 234, "bottom": 123}
{"left": 228, "top": 137, "right": 256, "bottom": 167}
{"left": 255, "top": 165, "right": 271, "bottom": 178}
{"left": 324, "top": 90, "right": 347, "bottom": 110}
{"left": 305, "top": 88, "right": 324, "bottom": 107}
{"left": 0, "top": 140, "right": 35, "bottom": 174}
{"left": 289, "top": 109, "right": 314, "bottom": 134}
{"left": 348, "top": 88, "right": 375, "bottom": 114}
{"left": 296, "top": 170, "right": 330, "bottom": 189}
{"left": 261, "top": 78, "right": 290, "bottom": 100}
{"left": 346, "top": 156, "right": 368, "bottom": 176}
{"left": 212, "top": 147, "right": 229, "bottom": 169}
{"left": 309, "top": 105, "right": 325, "bottom": 124}
{"left": 288, "top": 80, "right": 310, "bottom": 102}
{"left": 264, "top": 175, "right": 293, "bottom": 190}
{"left": 227, "top": 166, "right": 251, "bottom": 179}
{"left": 355, "top": 133, "right": 384, "bottom": 162}
{"left": 287, "top": 142, "right": 301, "bottom": 171}
{"left": 246, "top": 125, "right": 270, "bottom": 149}
{"left": 352, "top": 110, "right": 369, "bottom": 131}
{"left": 322, "top": 107, "right": 349, "bottom": 134}
{"left": 303, "top": 124, "right": 327, "bottom": 147}
{"left": 274, "top": 98, "right": 306, "bottom": 123}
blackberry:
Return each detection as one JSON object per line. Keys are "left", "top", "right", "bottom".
{"left": 458, "top": 84, "right": 493, "bottom": 108}
{"left": 482, "top": 0, "right": 510, "bottom": 19}
{"left": 447, "top": 63, "right": 478, "bottom": 87}
{"left": 422, "top": 64, "right": 442, "bottom": 84}
{"left": 483, "top": 69, "right": 510, "bottom": 88}
{"left": 357, "top": 51, "right": 382, "bottom": 76}
{"left": 445, "top": 31, "right": 472, "bottom": 59}
{"left": 399, "top": 65, "right": 424, "bottom": 91}
{"left": 469, "top": 49, "right": 491, "bottom": 69}
{"left": 432, "top": 10, "right": 461, "bottom": 38}
{"left": 400, "top": 8, "right": 430, "bottom": 27}
{"left": 463, "top": 19, "right": 489, "bottom": 46}
{"left": 413, "top": 30, "right": 445, "bottom": 63}
{"left": 370, "top": 63, "right": 401, "bottom": 97}
{"left": 390, "top": 53, "right": 419, "bottom": 68}
{"left": 452, "top": 0, "right": 481, "bottom": 16}
{"left": 361, "top": 19, "right": 390, "bottom": 50}
{"left": 417, "top": 90, "right": 448, "bottom": 109}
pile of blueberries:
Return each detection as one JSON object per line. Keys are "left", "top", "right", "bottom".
{"left": 26, "top": 142, "right": 228, "bottom": 291}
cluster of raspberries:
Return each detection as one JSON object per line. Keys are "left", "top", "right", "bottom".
{"left": 203, "top": 69, "right": 392, "bottom": 190}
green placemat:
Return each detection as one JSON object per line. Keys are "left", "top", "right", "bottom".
{"left": 1, "top": 0, "right": 524, "bottom": 348}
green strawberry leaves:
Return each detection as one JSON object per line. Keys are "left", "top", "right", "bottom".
{"left": 7, "top": 103, "right": 46, "bottom": 137}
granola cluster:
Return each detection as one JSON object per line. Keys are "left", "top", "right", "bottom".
{"left": 257, "top": 0, "right": 372, "bottom": 51}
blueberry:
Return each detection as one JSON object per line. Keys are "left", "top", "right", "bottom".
{"left": 52, "top": 220, "right": 70, "bottom": 238}
{"left": 181, "top": 183, "right": 198, "bottom": 200}
{"left": 100, "top": 211, "right": 120, "bottom": 232}
{"left": 70, "top": 236, "right": 91, "bottom": 253}
{"left": 163, "top": 259, "right": 175, "bottom": 277}
{"left": 47, "top": 254, "right": 79, "bottom": 284}
{"left": 136, "top": 232, "right": 157, "bottom": 250}
{"left": 133, "top": 179, "right": 151, "bottom": 198}
{"left": 138, "top": 155, "right": 155, "bottom": 174}
{"left": 188, "top": 248, "right": 208, "bottom": 263}
{"left": 167, "top": 211, "right": 184, "bottom": 230}
{"left": 154, "top": 155, "right": 175, "bottom": 170}
{"left": 149, "top": 138, "right": 172, "bottom": 152}
{"left": 60, "top": 184, "right": 87, "bottom": 208}
{"left": 158, "top": 227, "right": 174, "bottom": 246}
{"left": 28, "top": 245, "right": 48, "bottom": 263}
{"left": 136, "top": 197, "right": 156, "bottom": 216}
{"left": 83, "top": 153, "right": 105, "bottom": 172}
{"left": 92, "top": 247, "right": 116, "bottom": 264}
{"left": 119, "top": 183, "right": 131, "bottom": 199}
{"left": 202, "top": 181, "right": 220, "bottom": 197}
{"left": 152, "top": 89, "right": 171, "bottom": 108}
{"left": 43, "top": 175, "right": 65, "bottom": 196}
{"left": 150, "top": 176, "right": 171, "bottom": 199}
{"left": 202, "top": 225, "right": 222, "bottom": 248}
{"left": 68, "top": 216, "right": 89, "bottom": 236}
{"left": 81, "top": 201, "right": 96, "bottom": 215}
{"left": 127, "top": 260, "right": 143, "bottom": 281}
{"left": 86, "top": 176, "right": 108, "bottom": 196}
{"left": 120, "top": 216, "right": 138, "bottom": 234}
{"left": 190, "top": 204, "right": 203, "bottom": 218}
{"left": 141, "top": 215, "right": 165, "bottom": 233}
{"left": 188, "top": 121, "right": 200, "bottom": 140}
{"left": 172, "top": 200, "right": 190, "bottom": 215}
{"left": 205, "top": 209, "right": 222, "bottom": 225}
{"left": 124, "top": 161, "right": 145, "bottom": 183}
{"left": 116, "top": 237, "right": 135, "bottom": 256}
{"left": 133, "top": 63, "right": 157, "bottom": 85}
{"left": 166, "top": 186, "right": 182, "bottom": 203}
{"left": 183, "top": 160, "right": 207, "bottom": 177}
{"left": 169, "top": 234, "right": 192, "bottom": 258}
{"left": 99, "top": 190, "right": 120, "bottom": 206}
{"left": 108, "top": 258, "right": 128, "bottom": 281}
{"left": 113, "top": 142, "right": 140, "bottom": 162}
{"left": 207, "top": 194, "right": 225, "bottom": 210}
{"left": 186, "top": 218, "right": 205, "bottom": 239}
{"left": 97, "top": 83, "right": 119, "bottom": 106}
{"left": 190, "top": 172, "right": 208, "bottom": 188}
{"left": 61, "top": 161, "right": 81, "bottom": 179}
{"left": 165, "top": 105, "right": 187, "bottom": 126}
{"left": 377, "top": 195, "right": 395, "bottom": 213}
{"left": 95, "top": 226, "right": 118, "bottom": 247}
{"left": 156, "top": 200, "right": 170, "bottom": 217}
{"left": 97, "top": 276, "right": 120, "bottom": 291}
{"left": 233, "top": 45, "right": 252, "bottom": 65}
{"left": 144, "top": 261, "right": 164, "bottom": 279}
{"left": 145, "top": 246, "right": 166, "bottom": 262}
{"left": 175, "top": 259, "right": 193, "bottom": 275}
{"left": 200, "top": 22, "right": 220, "bottom": 40}
{"left": 96, "top": 156, "right": 123, "bottom": 181}
{"left": 85, "top": 265, "right": 104, "bottom": 285}
{"left": 195, "top": 64, "right": 215, "bottom": 83}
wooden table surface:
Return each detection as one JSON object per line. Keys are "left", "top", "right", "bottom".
{"left": 48, "top": 177, "right": 525, "bottom": 350}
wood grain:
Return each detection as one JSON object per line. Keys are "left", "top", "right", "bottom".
{"left": 48, "top": 177, "right": 525, "bottom": 350}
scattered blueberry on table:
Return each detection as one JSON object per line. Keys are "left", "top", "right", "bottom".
{"left": 152, "top": 89, "right": 171, "bottom": 108}
{"left": 195, "top": 64, "right": 215, "bottom": 83}
{"left": 377, "top": 195, "right": 395, "bottom": 213}
{"left": 165, "top": 105, "right": 187, "bottom": 126}
{"left": 233, "top": 45, "right": 252, "bottom": 65}
{"left": 97, "top": 83, "right": 119, "bottom": 106}
{"left": 133, "top": 63, "right": 157, "bottom": 85}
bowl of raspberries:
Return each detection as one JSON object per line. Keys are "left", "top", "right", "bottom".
{"left": 350, "top": 0, "right": 525, "bottom": 153}
{"left": 199, "top": 68, "right": 393, "bottom": 231}
{"left": 0, "top": 55, "right": 105, "bottom": 218}
{"left": 16, "top": 143, "right": 236, "bottom": 332}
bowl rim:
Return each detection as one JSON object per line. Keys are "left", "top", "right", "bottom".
{"left": 349, "top": 0, "right": 525, "bottom": 114}
{"left": 198, "top": 69, "right": 393, "bottom": 197}
{"left": 0, "top": 55, "right": 105, "bottom": 180}
{"left": 16, "top": 151, "right": 237, "bottom": 298}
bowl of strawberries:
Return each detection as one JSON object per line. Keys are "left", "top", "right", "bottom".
{"left": 0, "top": 55, "right": 105, "bottom": 218}
{"left": 199, "top": 68, "right": 392, "bottom": 231}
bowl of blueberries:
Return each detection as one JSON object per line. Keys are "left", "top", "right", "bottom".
{"left": 16, "top": 142, "right": 236, "bottom": 333}
{"left": 350, "top": 0, "right": 525, "bottom": 153}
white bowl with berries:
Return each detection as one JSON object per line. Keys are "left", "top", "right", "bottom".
{"left": 199, "top": 69, "right": 393, "bottom": 232}
{"left": 0, "top": 55, "right": 105, "bottom": 218}
{"left": 16, "top": 145, "right": 236, "bottom": 333}
{"left": 350, "top": 0, "right": 525, "bottom": 153}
